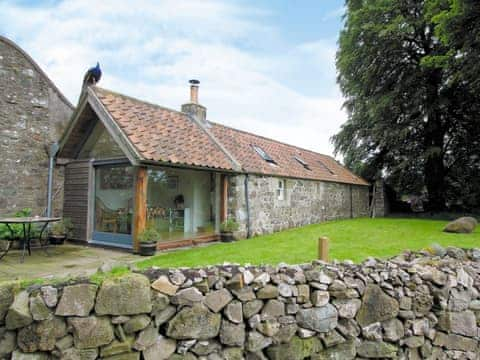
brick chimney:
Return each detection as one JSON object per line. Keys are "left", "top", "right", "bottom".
{"left": 181, "top": 79, "right": 206, "bottom": 123}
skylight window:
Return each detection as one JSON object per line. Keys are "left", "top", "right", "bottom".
{"left": 318, "top": 160, "right": 336, "bottom": 176}
{"left": 294, "top": 156, "right": 310, "bottom": 170}
{"left": 253, "top": 145, "right": 276, "bottom": 164}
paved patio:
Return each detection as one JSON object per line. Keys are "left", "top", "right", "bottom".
{"left": 0, "top": 244, "right": 141, "bottom": 282}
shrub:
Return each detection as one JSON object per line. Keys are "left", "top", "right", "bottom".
{"left": 138, "top": 225, "right": 160, "bottom": 243}
{"left": 0, "top": 208, "right": 33, "bottom": 240}
{"left": 50, "top": 218, "right": 74, "bottom": 238}
{"left": 220, "top": 218, "right": 239, "bottom": 233}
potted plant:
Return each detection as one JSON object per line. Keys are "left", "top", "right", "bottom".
{"left": 220, "top": 218, "right": 239, "bottom": 242}
{"left": 138, "top": 225, "right": 159, "bottom": 256}
{"left": 49, "top": 218, "right": 74, "bottom": 245}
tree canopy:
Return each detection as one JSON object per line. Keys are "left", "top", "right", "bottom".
{"left": 333, "top": 0, "right": 480, "bottom": 211}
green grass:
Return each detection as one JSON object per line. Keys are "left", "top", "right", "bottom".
{"left": 136, "top": 217, "right": 480, "bottom": 269}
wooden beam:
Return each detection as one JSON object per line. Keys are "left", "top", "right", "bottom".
{"left": 133, "top": 166, "right": 148, "bottom": 252}
{"left": 318, "top": 236, "right": 329, "bottom": 262}
{"left": 220, "top": 175, "right": 228, "bottom": 222}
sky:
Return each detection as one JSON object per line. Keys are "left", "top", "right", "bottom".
{"left": 0, "top": 0, "right": 347, "bottom": 156}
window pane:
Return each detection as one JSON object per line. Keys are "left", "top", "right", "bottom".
{"left": 94, "top": 166, "right": 134, "bottom": 234}
{"left": 147, "top": 167, "right": 216, "bottom": 242}
{"left": 78, "top": 122, "right": 124, "bottom": 159}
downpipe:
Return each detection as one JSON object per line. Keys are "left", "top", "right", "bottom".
{"left": 244, "top": 174, "right": 251, "bottom": 238}
{"left": 46, "top": 142, "right": 59, "bottom": 217}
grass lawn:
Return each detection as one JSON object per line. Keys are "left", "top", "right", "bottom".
{"left": 136, "top": 217, "right": 480, "bottom": 269}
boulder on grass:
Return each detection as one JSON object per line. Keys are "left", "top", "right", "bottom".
{"left": 443, "top": 217, "right": 477, "bottom": 234}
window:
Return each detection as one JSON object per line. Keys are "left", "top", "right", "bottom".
{"left": 78, "top": 121, "right": 124, "bottom": 159}
{"left": 318, "top": 160, "right": 336, "bottom": 176}
{"left": 253, "top": 145, "right": 276, "bottom": 164}
{"left": 294, "top": 156, "right": 310, "bottom": 170}
{"left": 277, "top": 179, "right": 286, "bottom": 200}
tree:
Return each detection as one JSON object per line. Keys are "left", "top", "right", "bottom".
{"left": 333, "top": 0, "right": 480, "bottom": 211}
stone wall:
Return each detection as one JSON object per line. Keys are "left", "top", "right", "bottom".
{"left": 0, "top": 37, "right": 73, "bottom": 216}
{"left": 372, "top": 180, "right": 389, "bottom": 217}
{"left": 2, "top": 246, "right": 480, "bottom": 359}
{"left": 229, "top": 175, "right": 369, "bottom": 237}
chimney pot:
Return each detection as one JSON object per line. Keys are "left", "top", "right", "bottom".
{"left": 182, "top": 79, "right": 206, "bottom": 123}
{"left": 189, "top": 79, "right": 200, "bottom": 104}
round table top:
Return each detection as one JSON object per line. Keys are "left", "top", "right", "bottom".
{"left": 0, "top": 217, "right": 61, "bottom": 224}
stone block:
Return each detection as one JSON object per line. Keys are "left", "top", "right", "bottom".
{"left": 167, "top": 305, "right": 221, "bottom": 340}
{"left": 69, "top": 316, "right": 114, "bottom": 349}
{"left": 95, "top": 274, "right": 152, "bottom": 315}
{"left": 55, "top": 284, "right": 97, "bottom": 317}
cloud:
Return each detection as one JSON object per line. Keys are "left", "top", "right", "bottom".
{"left": 0, "top": 0, "right": 346, "bottom": 156}
{"left": 321, "top": 6, "right": 345, "bottom": 22}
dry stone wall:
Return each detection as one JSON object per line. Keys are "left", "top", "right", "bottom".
{"left": 2, "top": 247, "right": 480, "bottom": 359}
{"left": 229, "top": 175, "right": 370, "bottom": 237}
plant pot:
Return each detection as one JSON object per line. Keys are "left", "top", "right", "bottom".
{"left": 49, "top": 235, "right": 66, "bottom": 245}
{"left": 221, "top": 231, "right": 235, "bottom": 243}
{"left": 139, "top": 242, "right": 157, "bottom": 256}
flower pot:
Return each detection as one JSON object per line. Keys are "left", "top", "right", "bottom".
{"left": 139, "top": 242, "right": 157, "bottom": 256}
{"left": 49, "top": 235, "right": 66, "bottom": 245}
{"left": 221, "top": 231, "right": 235, "bottom": 243}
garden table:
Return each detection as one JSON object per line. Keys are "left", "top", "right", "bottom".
{"left": 0, "top": 216, "right": 61, "bottom": 263}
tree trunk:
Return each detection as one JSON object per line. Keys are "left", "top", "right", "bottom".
{"left": 424, "top": 150, "right": 446, "bottom": 210}
{"left": 424, "top": 70, "right": 446, "bottom": 211}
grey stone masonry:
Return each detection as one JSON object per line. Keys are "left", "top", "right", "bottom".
{"left": 229, "top": 174, "right": 369, "bottom": 237}
{"left": 0, "top": 37, "right": 73, "bottom": 216}
{"left": 2, "top": 246, "right": 480, "bottom": 359}
{"left": 372, "top": 179, "right": 389, "bottom": 217}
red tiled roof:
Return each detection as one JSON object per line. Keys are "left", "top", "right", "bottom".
{"left": 91, "top": 87, "right": 368, "bottom": 186}
{"left": 209, "top": 122, "right": 369, "bottom": 186}
{"left": 92, "top": 87, "right": 235, "bottom": 170}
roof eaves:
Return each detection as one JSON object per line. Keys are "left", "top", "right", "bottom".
{"left": 138, "top": 159, "right": 239, "bottom": 173}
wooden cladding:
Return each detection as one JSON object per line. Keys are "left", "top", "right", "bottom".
{"left": 63, "top": 160, "right": 92, "bottom": 241}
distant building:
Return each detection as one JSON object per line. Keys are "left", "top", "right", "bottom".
{"left": 0, "top": 36, "right": 73, "bottom": 216}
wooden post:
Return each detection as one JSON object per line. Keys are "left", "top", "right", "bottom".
{"left": 220, "top": 175, "right": 228, "bottom": 222}
{"left": 318, "top": 236, "right": 329, "bottom": 262}
{"left": 133, "top": 166, "right": 148, "bottom": 253}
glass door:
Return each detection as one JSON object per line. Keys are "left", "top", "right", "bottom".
{"left": 92, "top": 165, "right": 134, "bottom": 248}
{"left": 147, "top": 167, "right": 216, "bottom": 242}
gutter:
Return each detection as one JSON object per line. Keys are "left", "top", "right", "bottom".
{"left": 46, "top": 142, "right": 60, "bottom": 217}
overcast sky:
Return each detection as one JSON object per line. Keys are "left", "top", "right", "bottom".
{"left": 1, "top": 0, "right": 346, "bottom": 156}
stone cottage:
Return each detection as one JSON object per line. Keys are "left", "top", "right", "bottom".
{"left": 0, "top": 36, "right": 73, "bottom": 216}
{"left": 57, "top": 79, "right": 369, "bottom": 251}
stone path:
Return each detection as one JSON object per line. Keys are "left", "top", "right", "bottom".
{"left": 0, "top": 244, "right": 140, "bottom": 281}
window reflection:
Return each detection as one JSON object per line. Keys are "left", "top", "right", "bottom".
{"left": 94, "top": 166, "right": 134, "bottom": 234}
{"left": 147, "top": 168, "right": 216, "bottom": 242}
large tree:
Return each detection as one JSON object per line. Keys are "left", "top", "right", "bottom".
{"left": 333, "top": 0, "right": 480, "bottom": 211}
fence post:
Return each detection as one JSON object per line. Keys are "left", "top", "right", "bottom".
{"left": 318, "top": 236, "right": 329, "bottom": 262}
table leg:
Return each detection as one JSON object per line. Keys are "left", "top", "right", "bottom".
{"left": 5, "top": 223, "right": 15, "bottom": 239}
{"left": 0, "top": 223, "right": 14, "bottom": 261}
{"left": 38, "top": 222, "right": 50, "bottom": 256}
{"left": 21, "top": 223, "right": 27, "bottom": 263}
{"left": 27, "top": 223, "right": 32, "bottom": 256}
